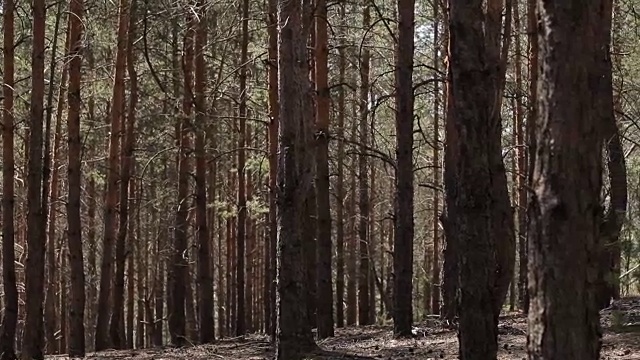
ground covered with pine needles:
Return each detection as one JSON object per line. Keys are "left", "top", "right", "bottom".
{"left": 50, "top": 298, "right": 640, "bottom": 359}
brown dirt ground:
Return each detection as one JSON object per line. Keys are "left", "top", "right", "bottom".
{"left": 49, "top": 310, "right": 640, "bottom": 360}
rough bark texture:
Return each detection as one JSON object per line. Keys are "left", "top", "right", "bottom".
{"left": 66, "top": 0, "right": 86, "bottom": 354}
{"left": 393, "top": 0, "right": 415, "bottom": 338}
{"left": 95, "top": 0, "right": 129, "bottom": 350}
{"left": 1, "top": 0, "right": 18, "bottom": 355}
{"left": 445, "top": 0, "right": 514, "bottom": 357}
{"left": 527, "top": 1, "right": 605, "bottom": 358}
{"left": 275, "top": 0, "right": 318, "bottom": 357}
{"left": 22, "top": 0, "right": 47, "bottom": 355}
{"left": 430, "top": 0, "right": 441, "bottom": 316}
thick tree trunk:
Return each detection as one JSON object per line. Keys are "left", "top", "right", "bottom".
{"left": 393, "top": 0, "right": 415, "bottom": 337}
{"left": 445, "top": 0, "right": 514, "bottom": 357}
{"left": 527, "top": 1, "right": 606, "bottom": 358}
{"left": 275, "top": 0, "right": 318, "bottom": 357}
{"left": 96, "top": 0, "right": 129, "bottom": 350}
{"left": 22, "top": 0, "right": 47, "bottom": 355}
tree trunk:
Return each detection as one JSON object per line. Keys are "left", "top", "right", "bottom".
{"left": 527, "top": 1, "right": 606, "bottom": 358}
{"left": 335, "top": 3, "right": 347, "bottom": 328}
{"left": 445, "top": 0, "right": 514, "bottom": 357}
{"left": 315, "top": 0, "right": 334, "bottom": 339}
{"left": 358, "top": 2, "right": 372, "bottom": 326}
{"left": 275, "top": 0, "right": 318, "bottom": 356}
{"left": 111, "top": 0, "right": 137, "bottom": 347}
{"left": 393, "top": 0, "right": 415, "bottom": 337}
{"left": 66, "top": 0, "right": 86, "bottom": 354}
{"left": 194, "top": 3, "right": 214, "bottom": 344}
{"left": 1, "top": 0, "right": 18, "bottom": 354}
{"left": 266, "top": 0, "right": 279, "bottom": 339}
{"left": 95, "top": 0, "right": 129, "bottom": 350}
{"left": 22, "top": 0, "right": 47, "bottom": 354}
{"left": 346, "top": 99, "right": 358, "bottom": 327}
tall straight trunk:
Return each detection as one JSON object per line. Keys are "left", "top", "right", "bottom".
{"left": 45, "top": 19, "right": 70, "bottom": 355}
{"left": 87, "top": 177, "right": 97, "bottom": 351}
{"left": 346, "top": 99, "right": 358, "bottom": 326}
{"left": 527, "top": 1, "right": 606, "bottom": 358}
{"left": 235, "top": 0, "right": 250, "bottom": 336}
{"left": 430, "top": 0, "right": 441, "bottom": 316}
{"left": 335, "top": 4, "right": 347, "bottom": 327}
{"left": 170, "top": 17, "right": 194, "bottom": 346}
{"left": 314, "top": 0, "right": 333, "bottom": 339}
{"left": 358, "top": 2, "right": 372, "bottom": 326}
{"left": 111, "top": 0, "right": 138, "bottom": 347}
{"left": 66, "top": 0, "right": 86, "bottom": 354}
{"left": 22, "top": 0, "right": 47, "bottom": 355}
{"left": 265, "top": 0, "right": 279, "bottom": 339}
{"left": 59, "top": 243, "right": 68, "bottom": 354}
{"left": 275, "top": 0, "right": 318, "bottom": 356}
{"left": 514, "top": 0, "right": 528, "bottom": 313}
{"left": 195, "top": 4, "right": 214, "bottom": 344}
{"left": 445, "top": 0, "right": 513, "bottom": 357}
{"left": 43, "top": 7, "right": 65, "bottom": 354}
{"left": 1, "top": 0, "right": 18, "bottom": 354}
{"left": 96, "top": 0, "right": 129, "bottom": 350}
{"left": 393, "top": 0, "right": 415, "bottom": 337}
{"left": 522, "top": 0, "right": 537, "bottom": 316}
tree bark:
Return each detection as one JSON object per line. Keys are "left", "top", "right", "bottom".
{"left": 22, "top": 0, "right": 47, "bottom": 355}
{"left": 393, "top": 0, "right": 415, "bottom": 337}
{"left": 95, "top": 0, "right": 129, "bottom": 350}
{"left": 1, "top": 0, "right": 18, "bottom": 354}
{"left": 445, "top": 0, "right": 514, "bottom": 357}
{"left": 275, "top": 0, "right": 318, "bottom": 356}
{"left": 527, "top": 1, "right": 606, "bottom": 358}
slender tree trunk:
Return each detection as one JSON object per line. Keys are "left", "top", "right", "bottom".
{"left": 22, "top": 0, "right": 47, "bottom": 354}
{"left": 276, "top": 0, "right": 318, "bottom": 356}
{"left": 66, "top": 0, "right": 86, "bottom": 354}
{"left": 430, "top": 0, "right": 441, "bottom": 317}
{"left": 96, "top": 0, "right": 129, "bottom": 350}
{"left": 358, "top": 2, "right": 372, "bottom": 326}
{"left": 195, "top": 3, "right": 214, "bottom": 344}
{"left": 393, "top": 0, "right": 415, "bottom": 337}
{"left": 235, "top": 0, "right": 250, "bottom": 336}
{"left": 346, "top": 99, "right": 358, "bottom": 326}
{"left": 314, "top": 0, "right": 333, "bottom": 339}
{"left": 527, "top": 2, "right": 606, "bottom": 358}
{"left": 111, "top": 0, "right": 138, "bottom": 347}
{"left": 169, "top": 16, "right": 194, "bottom": 346}
{"left": 335, "top": 3, "right": 347, "bottom": 327}
{"left": 266, "top": 0, "right": 279, "bottom": 339}
{"left": 1, "top": 0, "right": 18, "bottom": 354}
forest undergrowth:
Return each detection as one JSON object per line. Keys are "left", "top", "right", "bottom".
{"left": 47, "top": 298, "right": 640, "bottom": 360}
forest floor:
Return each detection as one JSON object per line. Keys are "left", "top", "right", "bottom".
{"left": 52, "top": 298, "right": 640, "bottom": 359}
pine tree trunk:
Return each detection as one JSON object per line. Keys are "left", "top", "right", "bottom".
{"left": 357, "top": 2, "right": 372, "bottom": 326}
{"left": 393, "top": 0, "right": 415, "bottom": 337}
{"left": 1, "top": 0, "right": 18, "bottom": 354}
{"left": 527, "top": 2, "right": 606, "bottom": 358}
{"left": 276, "top": 0, "right": 318, "bottom": 356}
{"left": 95, "top": 0, "right": 129, "bottom": 350}
{"left": 66, "top": 0, "right": 86, "bottom": 353}
{"left": 22, "top": 0, "right": 47, "bottom": 354}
